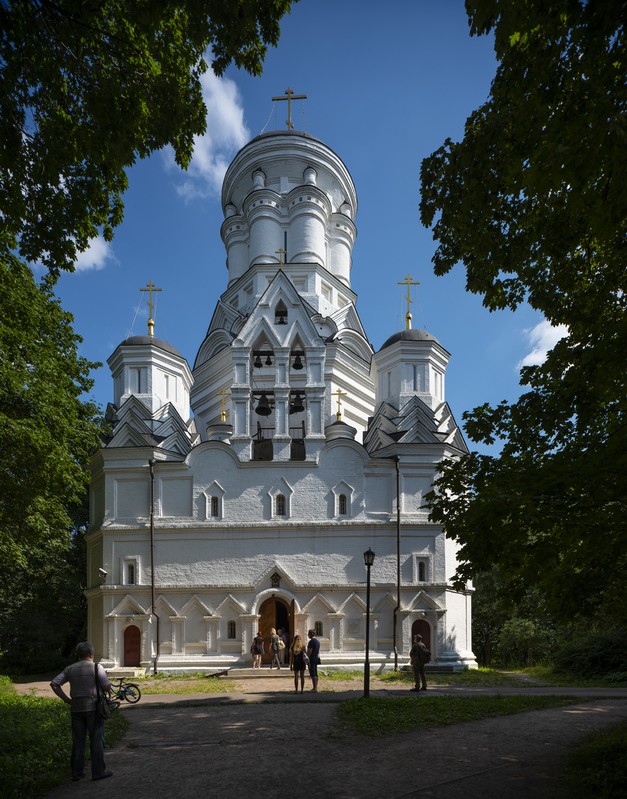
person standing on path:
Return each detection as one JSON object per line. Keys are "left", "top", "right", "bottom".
{"left": 270, "top": 627, "right": 282, "bottom": 669}
{"left": 289, "top": 634, "right": 307, "bottom": 692}
{"left": 251, "top": 631, "right": 264, "bottom": 668}
{"left": 307, "top": 629, "right": 321, "bottom": 692}
{"left": 50, "top": 641, "right": 114, "bottom": 782}
{"left": 409, "top": 634, "right": 431, "bottom": 691}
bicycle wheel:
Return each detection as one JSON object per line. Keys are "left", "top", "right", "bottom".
{"left": 123, "top": 683, "right": 141, "bottom": 703}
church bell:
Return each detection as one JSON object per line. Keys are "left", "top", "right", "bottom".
{"left": 255, "top": 392, "right": 272, "bottom": 416}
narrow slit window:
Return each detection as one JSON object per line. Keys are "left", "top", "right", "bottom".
{"left": 314, "top": 620, "right": 323, "bottom": 637}
{"left": 276, "top": 494, "right": 286, "bottom": 516}
{"left": 227, "top": 621, "right": 236, "bottom": 639}
{"left": 210, "top": 496, "right": 219, "bottom": 517}
{"left": 339, "top": 494, "right": 347, "bottom": 515}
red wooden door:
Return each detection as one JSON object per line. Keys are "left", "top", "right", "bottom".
{"left": 411, "top": 619, "right": 432, "bottom": 654}
{"left": 124, "top": 625, "right": 141, "bottom": 667}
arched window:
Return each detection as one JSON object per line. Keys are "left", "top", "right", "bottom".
{"left": 339, "top": 494, "right": 347, "bottom": 515}
{"left": 314, "top": 620, "right": 323, "bottom": 637}
{"left": 276, "top": 494, "right": 286, "bottom": 516}
{"left": 210, "top": 496, "right": 219, "bottom": 517}
{"left": 227, "top": 621, "right": 236, "bottom": 639}
{"left": 275, "top": 302, "right": 288, "bottom": 325}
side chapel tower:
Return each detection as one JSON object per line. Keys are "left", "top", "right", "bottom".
{"left": 86, "top": 117, "right": 475, "bottom": 672}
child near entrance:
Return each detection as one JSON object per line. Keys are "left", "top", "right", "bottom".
{"left": 251, "top": 631, "right": 264, "bottom": 668}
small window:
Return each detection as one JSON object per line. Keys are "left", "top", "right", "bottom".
{"left": 275, "top": 302, "right": 288, "bottom": 325}
{"left": 314, "top": 620, "right": 324, "bottom": 637}
{"left": 418, "top": 561, "right": 426, "bottom": 582}
{"left": 211, "top": 496, "right": 219, "bottom": 517}
{"left": 227, "top": 621, "right": 236, "bottom": 639}
{"left": 339, "top": 494, "right": 347, "bottom": 515}
{"left": 127, "top": 563, "right": 135, "bottom": 585}
{"left": 276, "top": 494, "right": 286, "bottom": 516}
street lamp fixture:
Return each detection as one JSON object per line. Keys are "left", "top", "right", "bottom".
{"left": 363, "top": 547, "right": 375, "bottom": 697}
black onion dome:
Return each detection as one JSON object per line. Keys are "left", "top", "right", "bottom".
{"left": 379, "top": 329, "right": 442, "bottom": 351}
{"left": 117, "top": 335, "right": 183, "bottom": 358}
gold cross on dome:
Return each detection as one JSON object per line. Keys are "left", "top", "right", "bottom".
{"left": 332, "top": 388, "right": 347, "bottom": 421}
{"left": 140, "top": 281, "right": 162, "bottom": 336}
{"left": 275, "top": 248, "right": 286, "bottom": 268}
{"left": 220, "top": 389, "right": 231, "bottom": 423}
{"left": 272, "top": 87, "right": 307, "bottom": 130}
{"left": 397, "top": 274, "right": 420, "bottom": 330}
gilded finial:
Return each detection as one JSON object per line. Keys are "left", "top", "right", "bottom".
{"left": 397, "top": 274, "right": 420, "bottom": 330}
{"left": 275, "top": 248, "right": 286, "bottom": 268}
{"left": 271, "top": 87, "right": 307, "bottom": 130}
{"left": 140, "top": 281, "right": 163, "bottom": 337}
{"left": 220, "top": 389, "right": 231, "bottom": 423}
{"left": 332, "top": 388, "right": 347, "bottom": 421}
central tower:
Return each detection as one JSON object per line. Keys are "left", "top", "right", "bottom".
{"left": 191, "top": 130, "right": 374, "bottom": 461}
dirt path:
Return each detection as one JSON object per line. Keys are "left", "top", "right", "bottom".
{"left": 18, "top": 674, "right": 623, "bottom": 799}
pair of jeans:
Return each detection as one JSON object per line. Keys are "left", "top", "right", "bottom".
{"left": 70, "top": 709, "right": 106, "bottom": 779}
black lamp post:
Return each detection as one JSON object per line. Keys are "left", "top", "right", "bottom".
{"left": 363, "top": 547, "right": 375, "bottom": 698}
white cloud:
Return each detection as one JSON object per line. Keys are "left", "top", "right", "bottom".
{"left": 74, "top": 236, "right": 114, "bottom": 272}
{"left": 166, "top": 69, "right": 249, "bottom": 200}
{"left": 518, "top": 320, "right": 569, "bottom": 369}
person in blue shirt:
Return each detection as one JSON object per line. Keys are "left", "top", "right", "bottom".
{"left": 306, "top": 629, "right": 321, "bottom": 692}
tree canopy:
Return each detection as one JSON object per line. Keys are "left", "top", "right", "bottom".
{"left": 0, "top": 0, "right": 296, "bottom": 276}
{"left": 421, "top": 0, "right": 626, "bottom": 622}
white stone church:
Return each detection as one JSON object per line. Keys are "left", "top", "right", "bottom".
{"left": 86, "top": 120, "right": 475, "bottom": 673}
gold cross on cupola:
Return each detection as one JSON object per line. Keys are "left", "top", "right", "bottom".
{"left": 332, "top": 388, "right": 347, "bottom": 421}
{"left": 397, "top": 274, "right": 420, "bottom": 330}
{"left": 272, "top": 87, "right": 307, "bottom": 130}
{"left": 140, "top": 280, "right": 162, "bottom": 337}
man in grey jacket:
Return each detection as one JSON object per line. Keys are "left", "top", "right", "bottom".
{"left": 50, "top": 641, "right": 114, "bottom": 782}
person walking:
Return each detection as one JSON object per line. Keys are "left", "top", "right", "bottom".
{"left": 251, "top": 631, "right": 264, "bottom": 668}
{"left": 409, "top": 634, "right": 431, "bottom": 691}
{"left": 289, "top": 634, "right": 307, "bottom": 692}
{"left": 50, "top": 641, "right": 114, "bottom": 782}
{"left": 306, "top": 629, "right": 321, "bottom": 692}
{"left": 278, "top": 627, "right": 288, "bottom": 664}
{"left": 270, "top": 627, "right": 282, "bottom": 669}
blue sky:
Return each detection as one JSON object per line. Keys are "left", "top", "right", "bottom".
{"left": 55, "top": 1, "right": 564, "bottom": 454}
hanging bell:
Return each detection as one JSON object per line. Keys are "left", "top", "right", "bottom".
{"left": 276, "top": 312, "right": 287, "bottom": 325}
{"left": 289, "top": 392, "right": 305, "bottom": 414}
{"left": 265, "top": 353, "right": 273, "bottom": 366}
{"left": 292, "top": 354, "right": 304, "bottom": 370}
{"left": 255, "top": 392, "right": 272, "bottom": 416}
{"left": 254, "top": 354, "right": 263, "bottom": 368}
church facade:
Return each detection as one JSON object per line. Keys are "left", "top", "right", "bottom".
{"left": 86, "top": 126, "right": 475, "bottom": 673}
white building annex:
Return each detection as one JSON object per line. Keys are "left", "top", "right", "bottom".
{"left": 86, "top": 117, "right": 475, "bottom": 673}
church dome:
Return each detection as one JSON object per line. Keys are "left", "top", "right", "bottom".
{"left": 117, "top": 335, "right": 183, "bottom": 358}
{"left": 379, "top": 329, "right": 443, "bottom": 351}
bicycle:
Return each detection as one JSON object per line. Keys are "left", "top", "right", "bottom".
{"left": 110, "top": 678, "right": 142, "bottom": 703}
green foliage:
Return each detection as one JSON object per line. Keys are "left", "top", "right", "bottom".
{"left": 421, "top": 1, "right": 627, "bottom": 625}
{"left": 554, "top": 630, "right": 627, "bottom": 679}
{"left": 0, "top": 682, "right": 128, "bottom": 798}
{"left": 561, "top": 720, "right": 627, "bottom": 799}
{"left": 0, "top": 258, "right": 100, "bottom": 671}
{"left": 0, "top": 0, "right": 297, "bottom": 275}
{"left": 336, "top": 695, "right": 580, "bottom": 737}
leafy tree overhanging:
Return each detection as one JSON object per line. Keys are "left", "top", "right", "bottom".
{"left": 420, "top": 0, "right": 626, "bottom": 623}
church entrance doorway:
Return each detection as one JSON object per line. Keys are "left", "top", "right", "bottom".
{"left": 123, "top": 625, "right": 141, "bottom": 667}
{"left": 258, "top": 597, "right": 290, "bottom": 665}
{"left": 411, "top": 619, "right": 431, "bottom": 654}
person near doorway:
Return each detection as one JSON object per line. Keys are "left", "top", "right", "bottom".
{"left": 409, "top": 634, "right": 431, "bottom": 691}
{"left": 289, "top": 634, "right": 307, "bottom": 692}
{"left": 50, "top": 641, "right": 114, "bottom": 782}
{"left": 306, "top": 629, "right": 320, "bottom": 692}
{"left": 251, "top": 631, "right": 264, "bottom": 668}
{"left": 278, "top": 627, "right": 288, "bottom": 664}
{"left": 270, "top": 628, "right": 282, "bottom": 669}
